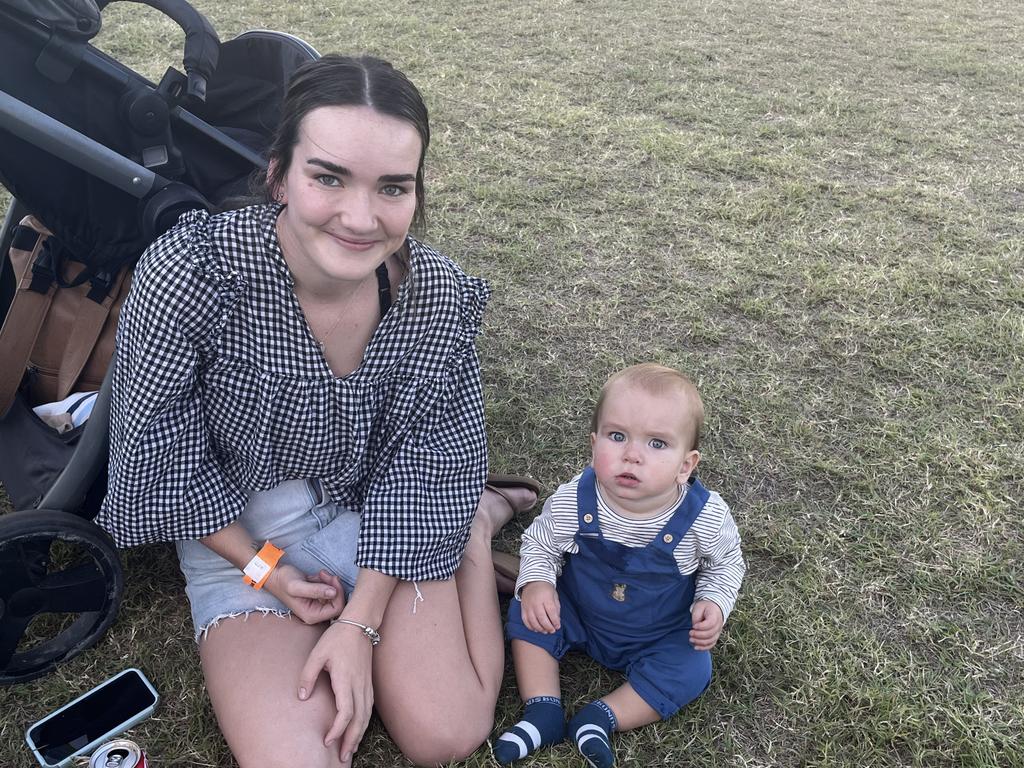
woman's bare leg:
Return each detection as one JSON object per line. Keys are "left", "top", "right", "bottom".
{"left": 372, "top": 486, "right": 536, "bottom": 766}
{"left": 199, "top": 614, "right": 345, "bottom": 768}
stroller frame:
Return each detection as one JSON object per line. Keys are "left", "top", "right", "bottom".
{"left": 0, "top": 0, "right": 318, "bottom": 684}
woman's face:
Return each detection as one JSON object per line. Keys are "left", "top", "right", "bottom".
{"left": 274, "top": 105, "right": 421, "bottom": 290}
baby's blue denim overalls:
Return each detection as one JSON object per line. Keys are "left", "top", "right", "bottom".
{"left": 507, "top": 467, "right": 713, "bottom": 718}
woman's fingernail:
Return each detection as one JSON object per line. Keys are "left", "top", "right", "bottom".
{"left": 299, "top": 687, "right": 308, "bottom": 700}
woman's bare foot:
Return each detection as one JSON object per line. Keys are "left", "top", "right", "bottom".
{"left": 492, "top": 550, "right": 521, "bottom": 595}
{"left": 495, "top": 570, "right": 517, "bottom": 595}
{"left": 472, "top": 484, "right": 538, "bottom": 540}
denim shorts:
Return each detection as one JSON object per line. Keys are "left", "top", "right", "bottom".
{"left": 175, "top": 478, "right": 361, "bottom": 639}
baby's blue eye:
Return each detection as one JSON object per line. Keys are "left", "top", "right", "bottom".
{"left": 609, "top": 431, "right": 625, "bottom": 443}
{"left": 650, "top": 438, "right": 667, "bottom": 450}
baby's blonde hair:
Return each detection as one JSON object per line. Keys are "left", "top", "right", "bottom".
{"left": 591, "top": 363, "right": 704, "bottom": 451}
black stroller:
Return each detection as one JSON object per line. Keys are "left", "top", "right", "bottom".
{"left": 0, "top": 0, "right": 318, "bottom": 684}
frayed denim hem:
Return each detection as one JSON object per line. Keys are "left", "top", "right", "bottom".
{"left": 195, "top": 607, "right": 291, "bottom": 643}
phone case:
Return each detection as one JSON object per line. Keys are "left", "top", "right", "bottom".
{"left": 24, "top": 668, "right": 159, "bottom": 768}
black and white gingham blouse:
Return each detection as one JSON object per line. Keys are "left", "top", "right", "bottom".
{"left": 96, "top": 204, "right": 491, "bottom": 581}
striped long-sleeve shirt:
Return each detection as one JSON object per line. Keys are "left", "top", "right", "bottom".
{"left": 515, "top": 471, "right": 746, "bottom": 620}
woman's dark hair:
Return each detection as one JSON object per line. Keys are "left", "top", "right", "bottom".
{"left": 263, "top": 54, "right": 430, "bottom": 231}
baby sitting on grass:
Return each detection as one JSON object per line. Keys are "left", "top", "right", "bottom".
{"left": 495, "top": 363, "right": 745, "bottom": 767}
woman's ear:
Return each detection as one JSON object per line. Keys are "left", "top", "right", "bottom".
{"left": 267, "top": 158, "right": 285, "bottom": 203}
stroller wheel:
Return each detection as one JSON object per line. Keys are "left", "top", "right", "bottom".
{"left": 0, "top": 510, "right": 123, "bottom": 685}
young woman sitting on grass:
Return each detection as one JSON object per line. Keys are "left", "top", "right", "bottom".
{"left": 97, "top": 54, "right": 538, "bottom": 768}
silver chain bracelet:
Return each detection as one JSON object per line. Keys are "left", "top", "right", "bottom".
{"left": 330, "top": 617, "right": 382, "bottom": 647}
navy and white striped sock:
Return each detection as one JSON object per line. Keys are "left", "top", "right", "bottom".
{"left": 568, "top": 700, "right": 617, "bottom": 768}
{"left": 494, "top": 696, "right": 565, "bottom": 764}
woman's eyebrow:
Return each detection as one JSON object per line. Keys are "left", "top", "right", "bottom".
{"left": 307, "top": 157, "right": 350, "bottom": 175}
{"left": 306, "top": 158, "right": 415, "bottom": 184}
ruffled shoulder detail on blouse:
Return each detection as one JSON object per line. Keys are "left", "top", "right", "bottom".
{"left": 390, "top": 238, "right": 491, "bottom": 377}
{"left": 147, "top": 206, "right": 279, "bottom": 288}
{"left": 182, "top": 207, "right": 268, "bottom": 290}
{"left": 179, "top": 208, "right": 217, "bottom": 276}
{"left": 123, "top": 208, "right": 269, "bottom": 366}
{"left": 408, "top": 238, "right": 490, "bottom": 315}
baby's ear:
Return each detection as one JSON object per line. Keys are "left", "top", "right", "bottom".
{"left": 678, "top": 450, "right": 700, "bottom": 483}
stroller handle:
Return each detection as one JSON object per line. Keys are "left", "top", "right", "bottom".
{"left": 98, "top": 0, "right": 219, "bottom": 101}
{"left": 0, "top": 90, "right": 159, "bottom": 198}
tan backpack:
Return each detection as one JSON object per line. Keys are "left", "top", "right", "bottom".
{"left": 0, "top": 215, "right": 131, "bottom": 415}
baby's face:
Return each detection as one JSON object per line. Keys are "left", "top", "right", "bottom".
{"left": 590, "top": 382, "right": 699, "bottom": 517}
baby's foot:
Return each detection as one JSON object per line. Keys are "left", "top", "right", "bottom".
{"left": 494, "top": 696, "right": 565, "bottom": 764}
{"left": 569, "top": 701, "right": 617, "bottom": 768}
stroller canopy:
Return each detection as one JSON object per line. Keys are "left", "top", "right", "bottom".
{"left": 0, "top": 0, "right": 315, "bottom": 273}
{"left": 1, "top": 0, "right": 101, "bottom": 39}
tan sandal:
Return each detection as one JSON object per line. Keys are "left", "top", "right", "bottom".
{"left": 485, "top": 473, "right": 542, "bottom": 512}
{"left": 492, "top": 550, "right": 521, "bottom": 595}
{"left": 492, "top": 550, "right": 521, "bottom": 581}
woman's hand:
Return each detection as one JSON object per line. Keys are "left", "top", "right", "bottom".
{"left": 198, "top": 522, "right": 345, "bottom": 625}
{"left": 689, "top": 599, "right": 724, "bottom": 650}
{"left": 266, "top": 565, "right": 345, "bottom": 625}
{"left": 521, "top": 580, "right": 561, "bottom": 633}
{"left": 298, "top": 619, "right": 375, "bottom": 766}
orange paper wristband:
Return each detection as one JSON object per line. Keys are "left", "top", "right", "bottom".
{"left": 242, "top": 540, "right": 284, "bottom": 590}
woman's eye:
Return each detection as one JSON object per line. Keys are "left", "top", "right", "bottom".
{"left": 316, "top": 174, "right": 341, "bottom": 187}
{"left": 381, "top": 184, "right": 409, "bottom": 197}
{"left": 609, "top": 431, "right": 625, "bottom": 443}
{"left": 650, "top": 439, "right": 667, "bottom": 450}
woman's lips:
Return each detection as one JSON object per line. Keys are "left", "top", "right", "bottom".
{"left": 330, "top": 233, "right": 377, "bottom": 251}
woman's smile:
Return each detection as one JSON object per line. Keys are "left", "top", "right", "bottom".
{"left": 327, "top": 232, "right": 379, "bottom": 251}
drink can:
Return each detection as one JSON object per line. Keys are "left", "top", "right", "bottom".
{"left": 88, "top": 739, "right": 148, "bottom": 768}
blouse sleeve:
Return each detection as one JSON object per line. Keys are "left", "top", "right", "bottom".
{"left": 355, "top": 342, "right": 489, "bottom": 581}
{"left": 96, "top": 218, "right": 247, "bottom": 546}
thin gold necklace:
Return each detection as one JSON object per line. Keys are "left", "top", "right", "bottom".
{"left": 279, "top": 217, "right": 361, "bottom": 354}
{"left": 313, "top": 308, "right": 346, "bottom": 353}
{"left": 309, "top": 272, "right": 375, "bottom": 353}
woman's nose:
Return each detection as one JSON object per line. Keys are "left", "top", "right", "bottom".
{"left": 340, "top": 190, "right": 376, "bottom": 231}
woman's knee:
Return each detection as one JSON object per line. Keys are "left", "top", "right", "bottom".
{"left": 235, "top": 739, "right": 345, "bottom": 768}
{"left": 391, "top": 709, "right": 493, "bottom": 766}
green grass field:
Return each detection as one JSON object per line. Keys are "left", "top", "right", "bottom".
{"left": 2, "top": 0, "right": 1022, "bottom": 765}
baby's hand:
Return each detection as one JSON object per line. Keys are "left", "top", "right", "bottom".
{"left": 520, "top": 581, "right": 561, "bottom": 634}
{"left": 689, "top": 600, "right": 724, "bottom": 650}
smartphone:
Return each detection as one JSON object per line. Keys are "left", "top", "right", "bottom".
{"left": 24, "top": 668, "right": 159, "bottom": 768}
